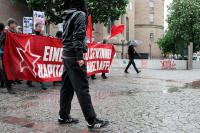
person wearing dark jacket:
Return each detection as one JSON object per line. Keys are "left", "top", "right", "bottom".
{"left": 0, "top": 22, "right": 16, "bottom": 94}
{"left": 125, "top": 45, "right": 141, "bottom": 74}
{"left": 26, "top": 23, "right": 47, "bottom": 90}
{"left": 59, "top": 0, "right": 109, "bottom": 129}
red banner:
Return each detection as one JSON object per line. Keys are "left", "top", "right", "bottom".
{"left": 4, "top": 33, "right": 115, "bottom": 82}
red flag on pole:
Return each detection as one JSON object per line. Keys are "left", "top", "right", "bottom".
{"left": 86, "top": 15, "right": 93, "bottom": 43}
{"left": 109, "top": 24, "right": 125, "bottom": 39}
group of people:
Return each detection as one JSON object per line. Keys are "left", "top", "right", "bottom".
{"left": 0, "top": 18, "right": 64, "bottom": 94}
{"left": 0, "top": 0, "right": 142, "bottom": 130}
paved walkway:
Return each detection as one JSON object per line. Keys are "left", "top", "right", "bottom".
{"left": 0, "top": 69, "right": 200, "bottom": 133}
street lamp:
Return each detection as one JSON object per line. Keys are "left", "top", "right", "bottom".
{"left": 149, "top": 43, "right": 152, "bottom": 59}
{"left": 121, "top": 39, "right": 125, "bottom": 59}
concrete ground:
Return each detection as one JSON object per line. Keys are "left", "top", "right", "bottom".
{"left": 0, "top": 68, "right": 200, "bottom": 133}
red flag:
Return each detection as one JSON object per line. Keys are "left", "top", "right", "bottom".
{"left": 109, "top": 24, "right": 125, "bottom": 39}
{"left": 86, "top": 15, "right": 93, "bottom": 43}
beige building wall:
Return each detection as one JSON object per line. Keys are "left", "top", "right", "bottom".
{"left": 93, "top": 0, "right": 164, "bottom": 58}
{"left": 135, "top": 0, "right": 164, "bottom": 58}
{"left": 0, "top": 0, "right": 31, "bottom": 26}
{"left": 93, "top": 0, "right": 135, "bottom": 58}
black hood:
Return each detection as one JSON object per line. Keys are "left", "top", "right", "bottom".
{"left": 63, "top": 9, "right": 77, "bottom": 20}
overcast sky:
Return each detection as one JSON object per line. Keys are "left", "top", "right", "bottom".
{"left": 164, "top": 0, "right": 173, "bottom": 29}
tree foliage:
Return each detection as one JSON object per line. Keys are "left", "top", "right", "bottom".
{"left": 10, "top": 0, "right": 128, "bottom": 25}
{"left": 167, "top": 0, "right": 200, "bottom": 52}
{"left": 158, "top": 30, "right": 176, "bottom": 55}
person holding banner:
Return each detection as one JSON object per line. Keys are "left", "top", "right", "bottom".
{"left": 91, "top": 39, "right": 108, "bottom": 80}
{"left": 59, "top": 0, "right": 109, "bottom": 129}
{"left": 26, "top": 23, "right": 47, "bottom": 90}
{"left": 0, "top": 22, "right": 16, "bottom": 94}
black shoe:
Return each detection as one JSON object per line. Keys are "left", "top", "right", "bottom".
{"left": 27, "top": 82, "right": 35, "bottom": 88}
{"left": 16, "top": 80, "right": 22, "bottom": 84}
{"left": 41, "top": 83, "right": 47, "bottom": 90}
{"left": 124, "top": 71, "right": 129, "bottom": 74}
{"left": 1, "top": 81, "right": 4, "bottom": 88}
{"left": 58, "top": 116, "right": 79, "bottom": 124}
{"left": 7, "top": 88, "right": 16, "bottom": 94}
{"left": 101, "top": 75, "right": 108, "bottom": 79}
{"left": 88, "top": 118, "right": 109, "bottom": 129}
{"left": 41, "top": 87, "right": 47, "bottom": 90}
{"left": 137, "top": 71, "right": 141, "bottom": 74}
{"left": 12, "top": 81, "right": 17, "bottom": 84}
{"left": 91, "top": 77, "right": 97, "bottom": 80}
{"left": 53, "top": 81, "right": 62, "bottom": 86}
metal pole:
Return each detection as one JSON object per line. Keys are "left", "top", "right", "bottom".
{"left": 187, "top": 42, "right": 193, "bottom": 70}
{"left": 121, "top": 40, "right": 124, "bottom": 59}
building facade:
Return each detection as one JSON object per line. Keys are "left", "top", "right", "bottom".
{"left": 0, "top": 0, "right": 164, "bottom": 58}
{"left": 0, "top": 0, "right": 31, "bottom": 26}
{"left": 94, "top": 0, "right": 164, "bottom": 58}
{"left": 135, "top": 0, "right": 164, "bottom": 58}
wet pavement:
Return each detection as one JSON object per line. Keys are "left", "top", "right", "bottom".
{"left": 0, "top": 68, "right": 200, "bottom": 133}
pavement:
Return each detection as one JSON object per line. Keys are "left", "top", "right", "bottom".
{"left": 0, "top": 68, "right": 200, "bottom": 133}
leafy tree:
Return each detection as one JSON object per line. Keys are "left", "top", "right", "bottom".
{"left": 158, "top": 30, "right": 176, "bottom": 55}
{"left": 167, "top": 0, "right": 200, "bottom": 52}
{"left": 10, "top": 0, "right": 128, "bottom": 25}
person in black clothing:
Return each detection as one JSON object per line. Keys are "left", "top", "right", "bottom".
{"left": 59, "top": 0, "right": 109, "bottom": 129}
{"left": 125, "top": 45, "right": 141, "bottom": 74}
{"left": 26, "top": 23, "right": 47, "bottom": 90}
{"left": 0, "top": 22, "right": 16, "bottom": 94}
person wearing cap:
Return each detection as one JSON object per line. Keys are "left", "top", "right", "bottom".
{"left": 7, "top": 18, "right": 23, "bottom": 85}
{"left": 125, "top": 44, "right": 141, "bottom": 74}
{"left": 59, "top": 0, "right": 109, "bottom": 129}
{"left": 0, "top": 22, "right": 16, "bottom": 94}
{"left": 7, "top": 18, "right": 18, "bottom": 33}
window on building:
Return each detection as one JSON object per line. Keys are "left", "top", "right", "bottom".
{"left": 149, "top": 1, "right": 154, "bottom": 8}
{"left": 149, "top": 14, "right": 154, "bottom": 24}
{"left": 129, "top": 2, "right": 133, "bottom": 11}
{"left": 149, "top": 0, "right": 155, "bottom": 13}
{"left": 149, "top": 7, "right": 154, "bottom": 13}
{"left": 150, "top": 33, "right": 154, "bottom": 41}
{"left": 126, "top": 17, "right": 129, "bottom": 41}
{"left": 121, "top": 16, "right": 124, "bottom": 24}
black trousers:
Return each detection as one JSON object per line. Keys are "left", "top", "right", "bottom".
{"left": 59, "top": 59, "right": 96, "bottom": 121}
{"left": 125, "top": 59, "right": 139, "bottom": 73}
{"left": 1, "top": 57, "right": 12, "bottom": 89}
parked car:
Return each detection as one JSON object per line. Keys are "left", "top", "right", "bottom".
{"left": 193, "top": 56, "right": 200, "bottom": 61}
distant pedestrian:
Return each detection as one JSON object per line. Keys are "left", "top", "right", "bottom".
{"left": 0, "top": 22, "right": 15, "bottom": 94}
{"left": 59, "top": 0, "right": 109, "bottom": 130}
{"left": 124, "top": 44, "right": 141, "bottom": 74}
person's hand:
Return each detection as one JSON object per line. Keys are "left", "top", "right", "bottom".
{"left": 77, "top": 60, "right": 85, "bottom": 67}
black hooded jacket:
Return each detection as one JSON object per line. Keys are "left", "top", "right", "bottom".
{"left": 128, "top": 45, "right": 139, "bottom": 59}
{"left": 62, "top": 9, "right": 87, "bottom": 60}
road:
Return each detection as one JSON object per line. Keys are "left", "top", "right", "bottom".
{"left": 0, "top": 68, "right": 200, "bottom": 133}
